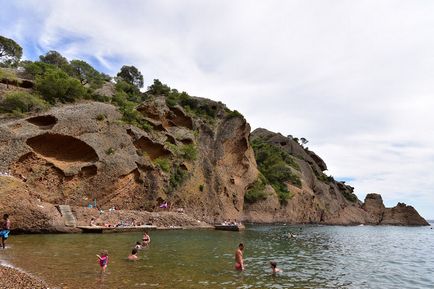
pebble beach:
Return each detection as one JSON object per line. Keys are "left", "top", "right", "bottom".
{"left": 0, "top": 266, "right": 49, "bottom": 289}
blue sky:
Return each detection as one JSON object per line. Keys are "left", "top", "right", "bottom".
{"left": 1, "top": 0, "right": 433, "bottom": 219}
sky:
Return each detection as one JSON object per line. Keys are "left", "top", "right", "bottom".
{"left": 1, "top": 0, "right": 433, "bottom": 219}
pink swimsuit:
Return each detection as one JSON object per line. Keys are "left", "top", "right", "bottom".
{"left": 99, "top": 256, "right": 108, "bottom": 267}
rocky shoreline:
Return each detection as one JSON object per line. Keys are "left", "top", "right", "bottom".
{"left": 0, "top": 265, "right": 49, "bottom": 289}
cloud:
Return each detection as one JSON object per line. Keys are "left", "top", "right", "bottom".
{"left": 1, "top": 0, "right": 433, "bottom": 218}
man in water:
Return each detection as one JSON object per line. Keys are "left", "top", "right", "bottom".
{"left": 0, "top": 214, "right": 10, "bottom": 249}
{"left": 235, "top": 243, "right": 244, "bottom": 271}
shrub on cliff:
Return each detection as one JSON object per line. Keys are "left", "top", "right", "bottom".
{"left": 251, "top": 139, "right": 301, "bottom": 204}
{"left": 154, "top": 157, "right": 170, "bottom": 172}
{"left": 244, "top": 175, "right": 268, "bottom": 203}
{"left": 35, "top": 69, "right": 85, "bottom": 104}
{"left": 169, "top": 165, "right": 188, "bottom": 192}
{"left": 112, "top": 90, "right": 151, "bottom": 131}
{"left": 342, "top": 189, "right": 358, "bottom": 202}
{"left": 0, "top": 91, "right": 48, "bottom": 114}
{"left": 180, "top": 144, "right": 197, "bottom": 160}
{"left": 148, "top": 79, "right": 218, "bottom": 121}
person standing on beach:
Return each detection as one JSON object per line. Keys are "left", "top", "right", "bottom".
{"left": 96, "top": 250, "right": 109, "bottom": 273}
{"left": 235, "top": 243, "right": 244, "bottom": 271}
{"left": 0, "top": 214, "right": 10, "bottom": 249}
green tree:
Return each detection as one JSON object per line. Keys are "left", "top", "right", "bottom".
{"left": 147, "top": 79, "right": 171, "bottom": 96}
{"left": 21, "top": 61, "right": 57, "bottom": 79}
{"left": 115, "top": 80, "right": 143, "bottom": 102}
{"left": 0, "top": 36, "right": 23, "bottom": 66}
{"left": 117, "top": 65, "right": 144, "bottom": 88}
{"left": 35, "top": 69, "right": 85, "bottom": 104}
{"left": 69, "top": 59, "right": 103, "bottom": 87}
{"left": 39, "top": 50, "right": 69, "bottom": 68}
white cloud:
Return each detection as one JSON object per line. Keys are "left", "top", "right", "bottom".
{"left": 1, "top": 0, "right": 433, "bottom": 218}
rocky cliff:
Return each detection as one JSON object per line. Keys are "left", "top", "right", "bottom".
{"left": 0, "top": 93, "right": 428, "bottom": 232}
{"left": 0, "top": 95, "right": 258, "bottom": 230}
{"left": 242, "top": 129, "right": 428, "bottom": 226}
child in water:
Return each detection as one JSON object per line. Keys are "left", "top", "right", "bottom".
{"left": 135, "top": 241, "right": 142, "bottom": 250}
{"left": 270, "top": 261, "right": 282, "bottom": 274}
{"left": 97, "top": 250, "right": 109, "bottom": 273}
{"left": 128, "top": 248, "right": 139, "bottom": 260}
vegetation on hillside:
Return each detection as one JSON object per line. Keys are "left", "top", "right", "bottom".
{"left": 251, "top": 138, "right": 301, "bottom": 204}
{"left": 244, "top": 174, "right": 268, "bottom": 204}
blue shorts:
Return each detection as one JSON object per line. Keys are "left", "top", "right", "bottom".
{"left": 0, "top": 230, "right": 9, "bottom": 239}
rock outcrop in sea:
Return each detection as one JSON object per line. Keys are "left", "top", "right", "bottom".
{"left": 0, "top": 88, "right": 428, "bottom": 231}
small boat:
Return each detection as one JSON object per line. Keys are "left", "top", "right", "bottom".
{"left": 214, "top": 224, "right": 245, "bottom": 231}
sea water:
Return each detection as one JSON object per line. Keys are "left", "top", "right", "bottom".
{"left": 1, "top": 224, "right": 433, "bottom": 289}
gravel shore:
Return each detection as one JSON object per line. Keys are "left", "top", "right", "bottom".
{"left": 0, "top": 266, "right": 49, "bottom": 289}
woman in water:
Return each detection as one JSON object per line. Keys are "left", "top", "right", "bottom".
{"left": 96, "top": 250, "right": 109, "bottom": 273}
{"left": 142, "top": 231, "right": 151, "bottom": 246}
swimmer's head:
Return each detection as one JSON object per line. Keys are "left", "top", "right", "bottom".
{"left": 270, "top": 261, "right": 277, "bottom": 268}
{"left": 131, "top": 248, "right": 138, "bottom": 255}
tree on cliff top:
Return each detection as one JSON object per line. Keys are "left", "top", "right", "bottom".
{"left": 117, "top": 65, "right": 144, "bottom": 88}
{"left": 69, "top": 59, "right": 103, "bottom": 87}
{"left": 0, "top": 35, "right": 23, "bottom": 67}
{"left": 39, "top": 50, "right": 69, "bottom": 69}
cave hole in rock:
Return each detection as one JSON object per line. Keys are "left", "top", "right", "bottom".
{"left": 26, "top": 133, "right": 99, "bottom": 162}
{"left": 26, "top": 115, "right": 57, "bottom": 129}
{"left": 80, "top": 165, "right": 98, "bottom": 177}
{"left": 133, "top": 136, "right": 171, "bottom": 160}
{"left": 167, "top": 107, "right": 193, "bottom": 129}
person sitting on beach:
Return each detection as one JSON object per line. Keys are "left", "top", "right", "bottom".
{"left": 0, "top": 214, "right": 10, "bottom": 249}
{"left": 135, "top": 241, "right": 142, "bottom": 250}
{"left": 96, "top": 250, "right": 109, "bottom": 273}
{"left": 142, "top": 231, "right": 151, "bottom": 246}
{"left": 159, "top": 201, "right": 168, "bottom": 209}
{"left": 90, "top": 218, "right": 96, "bottom": 227}
{"left": 270, "top": 261, "right": 282, "bottom": 274}
{"left": 128, "top": 248, "right": 139, "bottom": 260}
{"left": 235, "top": 243, "right": 245, "bottom": 271}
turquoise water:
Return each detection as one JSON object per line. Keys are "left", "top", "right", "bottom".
{"left": 1, "top": 224, "right": 433, "bottom": 289}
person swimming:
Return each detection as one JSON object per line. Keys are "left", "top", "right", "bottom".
{"left": 128, "top": 248, "right": 139, "bottom": 260}
{"left": 270, "top": 261, "right": 282, "bottom": 274}
{"left": 96, "top": 250, "right": 109, "bottom": 273}
{"left": 235, "top": 243, "right": 244, "bottom": 271}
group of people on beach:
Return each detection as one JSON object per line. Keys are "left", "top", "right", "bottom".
{"left": 90, "top": 217, "right": 146, "bottom": 228}
{"left": 96, "top": 231, "right": 151, "bottom": 272}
